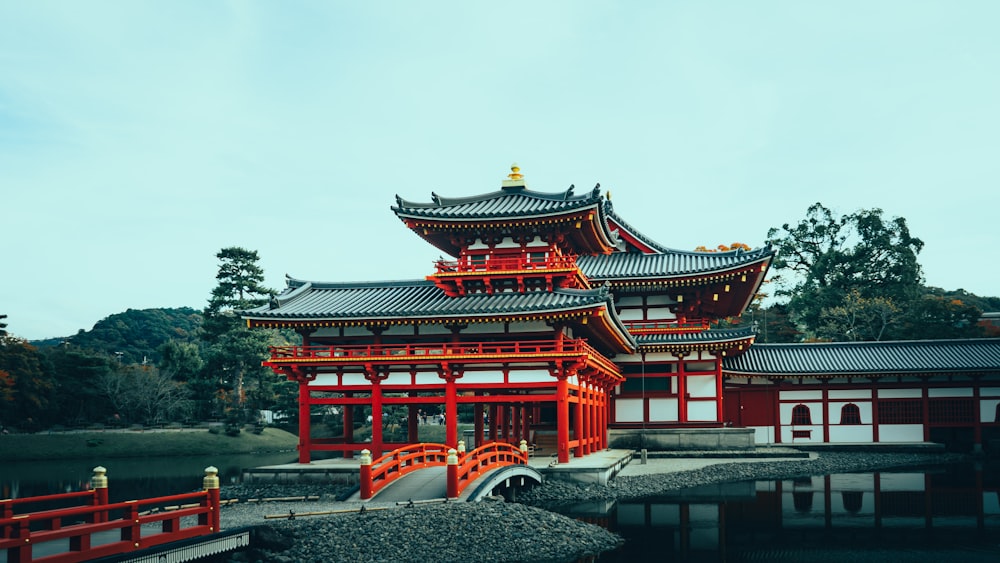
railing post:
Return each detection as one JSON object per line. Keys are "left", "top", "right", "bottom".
{"left": 91, "top": 466, "right": 109, "bottom": 523}
{"left": 359, "top": 449, "right": 373, "bottom": 500}
{"left": 457, "top": 440, "right": 466, "bottom": 456}
{"left": 446, "top": 449, "right": 459, "bottom": 499}
{"left": 202, "top": 466, "right": 221, "bottom": 533}
{"left": 10, "top": 516, "right": 31, "bottom": 563}
{"left": 519, "top": 439, "right": 529, "bottom": 461}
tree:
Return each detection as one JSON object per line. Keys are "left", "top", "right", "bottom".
{"left": 0, "top": 336, "right": 55, "bottom": 430}
{"left": 202, "top": 247, "right": 274, "bottom": 343}
{"left": 101, "top": 364, "right": 192, "bottom": 425}
{"left": 199, "top": 247, "right": 279, "bottom": 422}
{"left": 817, "top": 289, "right": 900, "bottom": 341}
{"left": 767, "top": 203, "right": 925, "bottom": 340}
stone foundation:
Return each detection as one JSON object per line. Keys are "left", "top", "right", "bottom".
{"left": 607, "top": 428, "right": 756, "bottom": 451}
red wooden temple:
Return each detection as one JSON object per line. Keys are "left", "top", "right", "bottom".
{"left": 244, "top": 165, "right": 771, "bottom": 463}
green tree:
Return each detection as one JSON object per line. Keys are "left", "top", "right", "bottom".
{"left": 199, "top": 247, "right": 278, "bottom": 422}
{"left": 43, "top": 344, "right": 117, "bottom": 425}
{"left": 202, "top": 247, "right": 274, "bottom": 343}
{"left": 767, "top": 203, "right": 925, "bottom": 340}
{"left": 894, "top": 295, "right": 984, "bottom": 340}
{"left": 0, "top": 336, "right": 55, "bottom": 430}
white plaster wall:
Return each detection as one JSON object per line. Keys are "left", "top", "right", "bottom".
{"left": 686, "top": 374, "right": 717, "bottom": 398}
{"left": 828, "top": 425, "right": 873, "bottom": 442}
{"left": 982, "top": 387, "right": 1000, "bottom": 397}
{"left": 877, "top": 424, "right": 923, "bottom": 442}
{"left": 616, "top": 399, "right": 644, "bottom": 422}
{"left": 751, "top": 426, "right": 775, "bottom": 443}
{"left": 829, "top": 389, "right": 873, "bottom": 399}
{"left": 414, "top": 373, "right": 441, "bottom": 385}
{"left": 418, "top": 324, "right": 452, "bottom": 336}
{"left": 496, "top": 236, "right": 519, "bottom": 248}
{"left": 687, "top": 400, "right": 718, "bottom": 422}
{"left": 649, "top": 398, "right": 678, "bottom": 421}
{"left": 616, "top": 296, "right": 643, "bottom": 307}
{"left": 460, "top": 372, "right": 506, "bottom": 385}
{"left": 928, "top": 388, "right": 973, "bottom": 397}
{"left": 342, "top": 327, "right": 370, "bottom": 337}
{"left": 382, "top": 373, "right": 412, "bottom": 386}
{"left": 618, "top": 309, "right": 645, "bottom": 321}
{"left": 780, "top": 390, "right": 823, "bottom": 401}
{"left": 647, "top": 295, "right": 676, "bottom": 306}
{"left": 981, "top": 399, "right": 1000, "bottom": 423}
{"left": 508, "top": 369, "right": 553, "bottom": 383}
{"left": 877, "top": 389, "right": 921, "bottom": 399}
{"left": 645, "top": 307, "right": 677, "bottom": 320}
{"left": 644, "top": 352, "right": 681, "bottom": 363}
{"left": 782, "top": 426, "right": 823, "bottom": 443}
{"left": 311, "top": 374, "right": 342, "bottom": 386}
{"left": 526, "top": 235, "right": 547, "bottom": 247}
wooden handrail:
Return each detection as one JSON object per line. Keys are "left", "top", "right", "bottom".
{"left": 449, "top": 442, "right": 528, "bottom": 499}
{"left": 432, "top": 254, "right": 579, "bottom": 274}
{"left": 360, "top": 443, "right": 451, "bottom": 500}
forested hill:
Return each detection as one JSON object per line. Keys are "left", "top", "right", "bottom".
{"left": 31, "top": 307, "right": 203, "bottom": 366}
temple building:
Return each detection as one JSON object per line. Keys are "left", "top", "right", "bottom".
{"left": 242, "top": 165, "right": 1000, "bottom": 461}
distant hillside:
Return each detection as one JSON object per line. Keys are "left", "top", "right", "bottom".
{"left": 33, "top": 307, "right": 203, "bottom": 365}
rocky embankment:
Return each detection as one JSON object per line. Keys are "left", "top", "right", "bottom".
{"left": 216, "top": 451, "right": 967, "bottom": 562}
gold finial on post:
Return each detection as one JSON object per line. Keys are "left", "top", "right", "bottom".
{"left": 91, "top": 466, "right": 108, "bottom": 489}
{"left": 502, "top": 163, "right": 527, "bottom": 189}
{"left": 203, "top": 466, "right": 220, "bottom": 490}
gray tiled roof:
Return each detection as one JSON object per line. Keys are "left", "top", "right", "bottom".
{"left": 579, "top": 246, "right": 773, "bottom": 280}
{"left": 723, "top": 338, "right": 1000, "bottom": 375}
{"left": 605, "top": 205, "right": 671, "bottom": 253}
{"left": 244, "top": 277, "right": 624, "bottom": 324}
{"left": 635, "top": 326, "right": 756, "bottom": 347}
{"left": 392, "top": 184, "right": 603, "bottom": 220}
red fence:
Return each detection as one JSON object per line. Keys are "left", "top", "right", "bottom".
{"left": 359, "top": 443, "right": 451, "bottom": 500}
{"left": 0, "top": 466, "right": 222, "bottom": 563}
{"left": 359, "top": 441, "right": 529, "bottom": 501}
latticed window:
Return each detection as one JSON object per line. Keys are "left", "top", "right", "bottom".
{"left": 877, "top": 400, "right": 922, "bottom": 424}
{"left": 791, "top": 404, "right": 812, "bottom": 425}
{"left": 928, "top": 399, "right": 974, "bottom": 424}
{"left": 840, "top": 403, "right": 862, "bottom": 425}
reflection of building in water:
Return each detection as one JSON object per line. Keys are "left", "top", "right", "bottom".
{"left": 607, "top": 465, "right": 1000, "bottom": 559}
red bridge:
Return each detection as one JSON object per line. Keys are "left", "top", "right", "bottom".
{"left": 357, "top": 441, "right": 541, "bottom": 501}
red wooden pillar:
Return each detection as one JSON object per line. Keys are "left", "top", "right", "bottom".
{"left": 677, "top": 354, "right": 688, "bottom": 423}
{"left": 715, "top": 358, "right": 725, "bottom": 423}
{"left": 489, "top": 404, "right": 498, "bottom": 441}
{"left": 444, "top": 375, "right": 458, "bottom": 448}
{"left": 371, "top": 382, "right": 384, "bottom": 457}
{"left": 521, "top": 404, "right": 530, "bottom": 444}
{"left": 822, "top": 385, "right": 831, "bottom": 443}
{"left": 574, "top": 383, "right": 584, "bottom": 458}
{"left": 870, "top": 378, "right": 880, "bottom": 443}
{"left": 557, "top": 374, "right": 570, "bottom": 463}
{"left": 297, "top": 378, "right": 312, "bottom": 463}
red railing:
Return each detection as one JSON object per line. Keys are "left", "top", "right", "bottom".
{"left": 268, "top": 338, "right": 623, "bottom": 382}
{"left": 359, "top": 443, "right": 451, "bottom": 500}
{"left": 432, "top": 254, "right": 579, "bottom": 275}
{"left": 359, "top": 441, "right": 528, "bottom": 501}
{"left": 0, "top": 468, "right": 221, "bottom": 563}
{"left": 448, "top": 441, "right": 529, "bottom": 499}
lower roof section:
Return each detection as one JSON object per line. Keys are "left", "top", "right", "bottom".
{"left": 723, "top": 338, "right": 1000, "bottom": 377}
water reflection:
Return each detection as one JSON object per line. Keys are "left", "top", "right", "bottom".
{"left": 0, "top": 453, "right": 296, "bottom": 504}
{"left": 559, "top": 463, "right": 1000, "bottom": 562}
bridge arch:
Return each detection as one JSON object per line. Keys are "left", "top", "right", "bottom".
{"left": 462, "top": 465, "right": 543, "bottom": 502}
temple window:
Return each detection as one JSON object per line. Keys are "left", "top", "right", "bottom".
{"left": 840, "top": 403, "right": 862, "bottom": 425}
{"left": 791, "top": 404, "right": 812, "bottom": 425}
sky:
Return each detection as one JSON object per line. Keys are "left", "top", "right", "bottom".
{"left": 2, "top": 2, "right": 998, "bottom": 341}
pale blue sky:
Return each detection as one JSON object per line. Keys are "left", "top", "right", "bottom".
{"left": 2, "top": 2, "right": 998, "bottom": 340}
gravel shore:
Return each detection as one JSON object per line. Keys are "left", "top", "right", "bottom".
{"left": 216, "top": 450, "right": 968, "bottom": 562}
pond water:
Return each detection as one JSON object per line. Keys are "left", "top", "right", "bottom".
{"left": 0, "top": 452, "right": 297, "bottom": 504}
{"left": 560, "top": 462, "right": 1000, "bottom": 562}
{"left": 5, "top": 457, "right": 998, "bottom": 562}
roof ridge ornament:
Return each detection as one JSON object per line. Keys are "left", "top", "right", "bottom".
{"left": 501, "top": 162, "right": 527, "bottom": 190}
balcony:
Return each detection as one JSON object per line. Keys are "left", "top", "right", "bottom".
{"left": 428, "top": 254, "right": 590, "bottom": 295}
{"left": 621, "top": 320, "right": 710, "bottom": 335}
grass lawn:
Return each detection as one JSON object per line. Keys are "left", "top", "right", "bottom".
{"left": 0, "top": 427, "right": 299, "bottom": 461}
